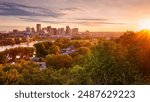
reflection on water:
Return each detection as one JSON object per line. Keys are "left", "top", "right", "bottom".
{"left": 0, "top": 41, "right": 41, "bottom": 52}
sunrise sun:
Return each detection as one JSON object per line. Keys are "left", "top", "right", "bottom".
{"left": 138, "top": 19, "right": 150, "bottom": 31}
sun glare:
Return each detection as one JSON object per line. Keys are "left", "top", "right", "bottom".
{"left": 138, "top": 19, "right": 150, "bottom": 31}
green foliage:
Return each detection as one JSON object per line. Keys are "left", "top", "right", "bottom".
{"left": 0, "top": 65, "right": 4, "bottom": 84}
{"left": 0, "top": 47, "right": 34, "bottom": 63}
{"left": 117, "top": 30, "right": 150, "bottom": 73}
{"left": 84, "top": 40, "right": 144, "bottom": 84}
{"left": 48, "top": 44, "right": 60, "bottom": 54}
{"left": 70, "top": 40, "right": 83, "bottom": 48}
{"left": 0, "top": 52, "right": 7, "bottom": 64}
{"left": 0, "top": 39, "right": 15, "bottom": 46}
{"left": 70, "top": 40, "right": 92, "bottom": 48}
{"left": 46, "top": 54, "right": 73, "bottom": 69}
{"left": 77, "top": 47, "right": 89, "bottom": 55}
{"left": 54, "top": 38, "right": 70, "bottom": 48}
{"left": 3, "top": 68, "right": 21, "bottom": 84}
{"left": 1, "top": 32, "right": 150, "bottom": 85}
{"left": 34, "top": 42, "right": 49, "bottom": 57}
{"left": 68, "top": 65, "right": 92, "bottom": 85}
{"left": 40, "top": 68, "right": 68, "bottom": 85}
{"left": 0, "top": 60, "right": 41, "bottom": 85}
{"left": 34, "top": 41, "right": 60, "bottom": 57}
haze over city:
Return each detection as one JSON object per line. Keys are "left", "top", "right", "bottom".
{"left": 1, "top": 0, "right": 150, "bottom": 32}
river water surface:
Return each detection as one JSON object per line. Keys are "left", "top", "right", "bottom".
{"left": 0, "top": 41, "right": 41, "bottom": 52}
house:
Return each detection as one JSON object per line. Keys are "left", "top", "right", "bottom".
{"left": 61, "top": 46, "right": 77, "bottom": 54}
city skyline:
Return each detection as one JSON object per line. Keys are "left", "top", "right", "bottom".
{"left": 10, "top": 24, "right": 80, "bottom": 36}
{"left": 1, "top": 0, "right": 150, "bottom": 32}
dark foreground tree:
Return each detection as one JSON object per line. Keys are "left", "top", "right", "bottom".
{"left": 84, "top": 40, "right": 144, "bottom": 85}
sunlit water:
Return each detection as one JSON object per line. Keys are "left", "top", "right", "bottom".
{"left": 0, "top": 41, "right": 41, "bottom": 52}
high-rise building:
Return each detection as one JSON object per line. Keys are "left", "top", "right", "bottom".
{"left": 26, "top": 27, "right": 31, "bottom": 33}
{"left": 72, "top": 28, "right": 79, "bottom": 35}
{"left": 66, "top": 26, "right": 71, "bottom": 35}
{"left": 57, "top": 28, "right": 61, "bottom": 35}
{"left": 25, "top": 27, "right": 31, "bottom": 35}
{"left": 36, "top": 24, "right": 41, "bottom": 32}
{"left": 24, "top": 27, "right": 31, "bottom": 41}
{"left": 42, "top": 27, "right": 47, "bottom": 31}
{"left": 60, "top": 28, "right": 65, "bottom": 35}
{"left": 41, "top": 27, "right": 48, "bottom": 34}
{"left": 51, "top": 28, "right": 57, "bottom": 35}
{"left": 31, "top": 28, "right": 35, "bottom": 33}
{"left": 12, "top": 29, "right": 18, "bottom": 33}
{"left": 47, "top": 26, "right": 51, "bottom": 33}
{"left": 57, "top": 28, "right": 65, "bottom": 35}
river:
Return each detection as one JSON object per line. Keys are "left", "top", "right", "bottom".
{"left": 0, "top": 41, "right": 41, "bottom": 52}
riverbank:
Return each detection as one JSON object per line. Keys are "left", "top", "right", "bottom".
{"left": 0, "top": 41, "right": 40, "bottom": 52}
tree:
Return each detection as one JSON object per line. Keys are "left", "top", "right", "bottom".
{"left": 34, "top": 43, "right": 47, "bottom": 57}
{"left": 67, "top": 65, "right": 92, "bottom": 85}
{"left": 70, "top": 40, "right": 92, "bottom": 48}
{"left": 46, "top": 54, "right": 73, "bottom": 69}
{"left": 34, "top": 42, "right": 60, "bottom": 58}
{"left": 77, "top": 47, "right": 89, "bottom": 55}
{"left": 0, "top": 65, "right": 4, "bottom": 84}
{"left": 54, "top": 38, "right": 70, "bottom": 48}
{"left": 84, "top": 40, "right": 144, "bottom": 85}
{"left": 0, "top": 52, "right": 7, "bottom": 64}
{"left": 117, "top": 30, "right": 150, "bottom": 74}
{"left": 0, "top": 47, "right": 34, "bottom": 63}
{"left": 70, "top": 40, "right": 82, "bottom": 48}
{"left": 3, "top": 68, "right": 21, "bottom": 84}
{"left": 47, "top": 45, "right": 60, "bottom": 55}
{"left": 40, "top": 68, "right": 67, "bottom": 85}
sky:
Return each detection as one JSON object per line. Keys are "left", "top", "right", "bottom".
{"left": 0, "top": 0, "right": 150, "bottom": 32}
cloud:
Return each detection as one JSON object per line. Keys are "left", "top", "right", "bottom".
{"left": 59, "top": 7, "right": 81, "bottom": 11}
{"left": 20, "top": 17, "right": 66, "bottom": 24}
{"left": 75, "top": 18, "right": 108, "bottom": 21}
{"left": 74, "top": 18, "right": 125, "bottom": 26}
{"left": 0, "top": 2, "right": 65, "bottom": 17}
{"left": 20, "top": 17, "right": 125, "bottom": 26}
{"left": 79, "top": 21, "right": 125, "bottom": 26}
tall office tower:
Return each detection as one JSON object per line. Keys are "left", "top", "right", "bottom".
{"left": 41, "top": 27, "right": 48, "bottom": 34}
{"left": 12, "top": 29, "right": 18, "bottom": 33}
{"left": 66, "top": 26, "right": 71, "bottom": 35}
{"left": 36, "top": 24, "right": 41, "bottom": 32}
{"left": 72, "top": 28, "right": 79, "bottom": 35}
{"left": 60, "top": 28, "right": 65, "bottom": 35}
{"left": 57, "top": 28, "right": 61, "bottom": 35}
{"left": 51, "top": 28, "right": 57, "bottom": 35}
{"left": 24, "top": 27, "right": 31, "bottom": 38}
{"left": 42, "top": 27, "right": 47, "bottom": 31}
{"left": 54, "top": 28, "right": 58, "bottom": 35}
{"left": 26, "top": 27, "right": 31, "bottom": 33}
{"left": 47, "top": 26, "right": 51, "bottom": 33}
{"left": 31, "top": 28, "right": 35, "bottom": 33}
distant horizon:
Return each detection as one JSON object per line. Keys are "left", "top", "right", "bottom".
{"left": 0, "top": 24, "right": 136, "bottom": 33}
